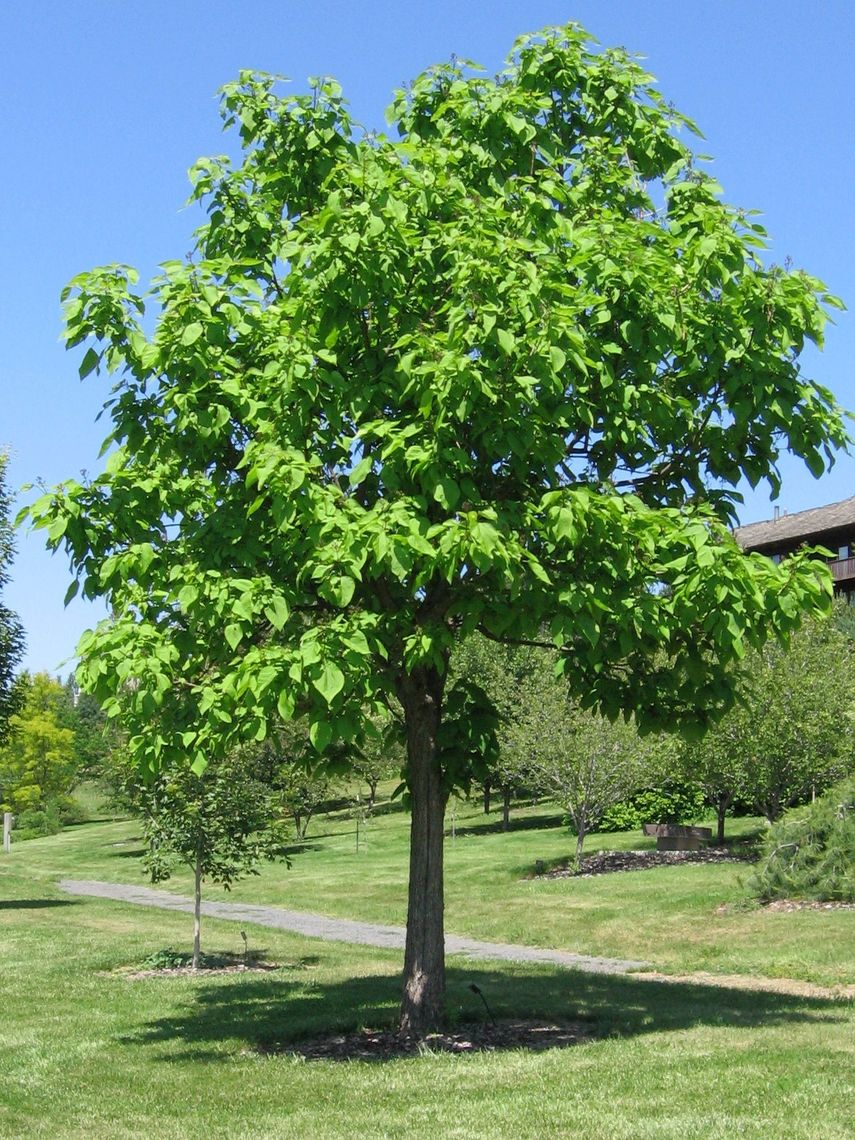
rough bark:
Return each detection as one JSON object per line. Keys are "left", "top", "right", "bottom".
{"left": 399, "top": 665, "right": 448, "bottom": 1036}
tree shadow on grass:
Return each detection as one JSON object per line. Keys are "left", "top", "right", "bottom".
{"left": 0, "top": 898, "right": 79, "bottom": 910}
{"left": 64, "top": 815, "right": 128, "bottom": 828}
{"left": 278, "top": 842, "right": 325, "bottom": 858}
{"left": 120, "top": 959, "right": 850, "bottom": 1063}
{"left": 447, "top": 811, "right": 565, "bottom": 839}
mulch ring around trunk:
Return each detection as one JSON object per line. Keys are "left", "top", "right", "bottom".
{"left": 258, "top": 1019, "right": 595, "bottom": 1061}
{"left": 117, "top": 962, "right": 282, "bottom": 980}
{"left": 538, "top": 848, "right": 754, "bottom": 878}
{"left": 108, "top": 949, "right": 283, "bottom": 980}
{"left": 760, "top": 899, "right": 855, "bottom": 913}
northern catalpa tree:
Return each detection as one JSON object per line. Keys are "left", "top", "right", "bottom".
{"left": 30, "top": 25, "right": 848, "bottom": 1034}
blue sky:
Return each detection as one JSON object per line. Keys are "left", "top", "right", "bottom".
{"left": 2, "top": 1, "right": 853, "bottom": 674}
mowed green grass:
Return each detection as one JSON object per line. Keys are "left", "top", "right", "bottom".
{"left": 1, "top": 823, "right": 853, "bottom": 1140}
{"left": 20, "top": 791, "right": 854, "bottom": 986}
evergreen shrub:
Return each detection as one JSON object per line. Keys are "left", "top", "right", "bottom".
{"left": 747, "top": 777, "right": 855, "bottom": 902}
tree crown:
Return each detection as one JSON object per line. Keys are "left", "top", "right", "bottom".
{"left": 28, "top": 24, "right": 848, "bottom": 779}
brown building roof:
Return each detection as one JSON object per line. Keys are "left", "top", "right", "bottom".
{"left": 734, "top": 494, "right": 855, "bottom": 552}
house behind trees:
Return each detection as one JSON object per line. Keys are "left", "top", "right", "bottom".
{"left": 735, "top": 496, "right": 855, "bottom": 602}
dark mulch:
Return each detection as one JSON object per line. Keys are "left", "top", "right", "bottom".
{"left": 259, "top": 1019, "right": 594, "bottom": 1062}
{"left": 761, "top": 899, "right": 855, "bottom": 913}
{"left": 120, "top": 962, "right": 282, "bottom": 980}
{"left": 539, "top": 847, "right": 753, "bottom": 879}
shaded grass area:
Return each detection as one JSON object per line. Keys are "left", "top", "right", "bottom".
{"left": 0, "top": 865, "right": 853, "bottom": 1139}
{"left": 12, "top": 800, "right": 853, "bottom": 985}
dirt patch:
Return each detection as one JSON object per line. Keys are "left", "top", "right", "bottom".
{"left": 110, "top": 959, "right": 281, "bottom": 980}
{"left": 632, "top": 969, "right": 855, "bottom": 1001}
{"left": 714, "top": 899, "right": 855, "bottom": 917}
{"left": 259, "top": 1019, "right": 594, "bottom": 1061}
{"left": 538, "top": 848, "right": 753, "bottom": 878}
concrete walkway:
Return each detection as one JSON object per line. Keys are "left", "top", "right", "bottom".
{"left": 58, "top": 878, "right": 648, "bottom": 975}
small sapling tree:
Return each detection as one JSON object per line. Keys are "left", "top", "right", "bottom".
{"left": 30, "top": 26, "right": 848, "bottom": 1032}
{"left": 125, "top": 755, "right": 287, "bottom": 967}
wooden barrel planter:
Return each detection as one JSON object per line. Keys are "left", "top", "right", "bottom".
{"left": 641, "top": 823, "right": 713, "bottom": 851}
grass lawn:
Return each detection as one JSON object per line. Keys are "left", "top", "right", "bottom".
{"left": 21, "top": 791, "right": 854, "bottom": 985}
{"left": 1, "top": 796, "right": 852, "bottom": 1138}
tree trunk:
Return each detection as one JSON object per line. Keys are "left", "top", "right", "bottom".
{"left": 483, "top": 779, "right": 491, "bottom": 815}
{"left": 502, "top": 785, "right": 511, "bottom": 831}
{"left": 399, "top": 665, "right": 447, "bottom": 1037}
{"left": 575, "top": 822, "right": 586, "bottom": 864}
{"left": 192, "top": 855, "right": 202, "bottom": 970}
{"left": 715, "top": 793, "right": 732, "bottom": 846}
{"left": 761, "top": 790, "right": 782, "bottom": 824}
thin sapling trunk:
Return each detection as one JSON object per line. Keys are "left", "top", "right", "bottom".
{"left": 193, "top": 854, "right": 202, "bottom": 970}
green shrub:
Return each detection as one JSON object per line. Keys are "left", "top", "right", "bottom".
{"left": 12, "top": 799, "right": 63, "bottom": 841}
{"left": 598, "top": 781, "right": 705, "bottom": 833}
{"left": 141, "top": 947, "right": 193, "bottom": 971}
{"left": 8, "top": 793, "right": 92, "bottom": 840}
{"left": 57, "top": 794, "right": 90, "bottom": 826}
{"left": 139, "top": 946, "right": 252, "bottom": 970}
{"left": 747, "top": 777, "right": 855, "bottom": 903}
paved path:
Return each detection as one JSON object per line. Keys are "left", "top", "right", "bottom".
{"left": 58, "top": 878, "right": 648, "bottom": 975}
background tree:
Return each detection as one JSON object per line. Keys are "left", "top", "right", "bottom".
{"left": 31, "top": 26, "right": 848, "bottom": 1033}
{"left": 0, "top": 673, "right": 77, "bottom": 829}
{"left": 684, "top": 612, "right": 855, "bottom": 833}
{"left": 63, "top": 677, "right": 117, "bottom": 780}
{"left": 251, "top": 720, "right": 343, "bottom": 840}
{"left": 453, "top": 635, "right": 541, "bottom": 828}
{"left": 120, "top": 753, "right": 287, "bottom": 968}
{"left": 506, "top": 662, "right": 658, "bottom": 861}
{"left": 679, "top": 708, "right": 751, "bottom": 845}
{"left": 459, "top": 632, "right": 695, "bottom": 846}
{"left": 275, "top": 766, "right": 336, "bottom": 839}
{"left": 0, "top": 451, "right": 24, "bottom": 747}
{"left": 350, "top": 712, "right": 403, "bottom": 810}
